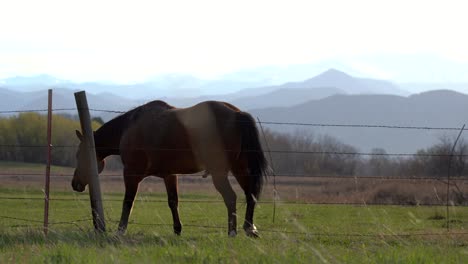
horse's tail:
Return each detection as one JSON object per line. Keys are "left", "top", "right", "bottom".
{"left": 236, "top": 111, "right": 270, "bottom": 199}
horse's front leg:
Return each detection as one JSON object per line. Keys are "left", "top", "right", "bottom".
{"left": 163, "top": 174, "right": 182, "bottom": 235}
{"left": 117, "top": 168, "right": 141, "bottom": 235}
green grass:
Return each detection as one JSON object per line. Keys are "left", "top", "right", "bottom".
{"left": 0, "top": 161, "right": 45, "bottom": 169}
{"left": 1, "top": 187, "right": 468, "bottom": 263}
{"left": 0, "top": 161, "right": 73, "bottom": 173}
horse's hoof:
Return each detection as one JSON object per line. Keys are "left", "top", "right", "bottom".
{"left": 115, "top": 230, "right": 126, "bottom": 236}
{"left": 174, "top": 226, "right": 182, "bottom": 236}
{"left": 246, "top": 229, "right": 260, "bottom": 238}
{"left": 244, "top": 224, "right": 259, "bottom": 238}
{"left": 228, "top": 230, "right": 237, "bottom": 237}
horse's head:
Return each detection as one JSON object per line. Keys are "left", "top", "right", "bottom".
{"left": 72, "top": 130, "right": 105, "bottom": 192}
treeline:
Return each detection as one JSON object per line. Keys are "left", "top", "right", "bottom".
{"left": 1, "top": 113, "right": 466, "bottom": 179}
{"left": 261, "top": 129, "right": 468, "bottom": 178}
{"left": 0, "top": 113, "right": 101, "bottom": 166}
{"left": 261, "top": 130, "right": 359, "bottom": 176}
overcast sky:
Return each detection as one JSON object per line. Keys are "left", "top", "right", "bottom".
{"left": 0, "top": 0, "right": 467, "bottom": 83}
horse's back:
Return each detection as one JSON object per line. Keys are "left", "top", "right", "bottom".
{"left": 174, "top": 101, "right": 243, "bottom": 174}
{"left": 176, "top": 101, "right": 242, "bottom": 147}
{"left": 120, "top": 100, "right": 243, "bottom": 175}
{"left": 175, "top": 101, "right": 238, "bottom": 126}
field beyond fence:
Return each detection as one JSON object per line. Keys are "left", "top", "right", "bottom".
{"left": 2, "top": 163, "right": 468, "bottom": 263}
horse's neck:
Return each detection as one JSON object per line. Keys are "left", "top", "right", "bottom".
{"left": 93, "top": 101, "right": 174, "bottom": 159}
{"left": 94, "top": 119, "right": 125, "bottom": 160}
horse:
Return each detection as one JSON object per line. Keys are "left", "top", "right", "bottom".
{"left": 72, "top": 100, "right": 270, "bottom": 237}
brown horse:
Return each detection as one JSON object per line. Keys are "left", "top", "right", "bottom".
{"left": 72, "top": 100, "right": 269, "bottom": 237}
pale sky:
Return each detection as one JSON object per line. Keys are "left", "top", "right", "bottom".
{"left": 0, "top": 0, "right": 467, "bottom": 83}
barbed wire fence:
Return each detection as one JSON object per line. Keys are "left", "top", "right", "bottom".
{"left": 1, "top": 103, "right": 468, "bottom": 238}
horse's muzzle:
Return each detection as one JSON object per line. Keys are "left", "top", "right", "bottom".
{"left": 71, "top": 179, "right": 86, "bottom": 192}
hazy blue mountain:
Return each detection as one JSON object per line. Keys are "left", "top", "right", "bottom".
{"left": 231, "top": 69, "right": 408, "bottom": 98}
{"left": 0, "top": 88, "right": 139, "bottom": 121}
{"left": 2, "top": 85, "right": 468, "bottom": 153}
{"left": 3, "top": 53, "right": 468, "bottom": 98}
{"left": 0, "top": 68, "right": 409, "bottom": 100}
{"left": 251, "top": 90, "right": 468, "bottom": 153}
{"left": 220, "top": 61, "right": 359, "bottom": 86}
{"left": 159, "top": 69, "right": 408, "bottom": 109}
{"left": 230, "top": 87, "right": 345, "bottom": 109}
{"left": 302, "top": 69, "right": 408, "bottom": 95}
{"left": 400, "top": 82, "right": 468, "bottom": 94}
{"left": 0, "top": 74, "right": 273, "bottom": 100}
{"left": 220, "top": 54, "right": 468, "bottom": 86}
{"left": 0, "top": 88, "right": 25, "bottom": 111}
{"left": 161, "top": 86, "right": 345, "bottom": 109}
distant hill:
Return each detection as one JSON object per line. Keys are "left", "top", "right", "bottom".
{"left": 251, "top": 90, "right": 468, "bottom": 153}
{"left": 0, "top": 88, "right": 138, "bottom": 121}
{"left": 230, "top": 87, "right": 345, "bottom": 109}
{"left": 0, "top": 74, "right": 271, "bottom": 100}
{"left": 161, "top": 86, "right": 344, "bottom": 109}
{"left": 0, "top": 69, "right": 409, "bottom": 102}
{"left": 400, "top": 82, "right": 468, "bottom": 94}
{"left": 161, "top": 69, "right": 408, "bottom": 108}
{"left": 231, "top": 69, "right": 408, "bottom": 98}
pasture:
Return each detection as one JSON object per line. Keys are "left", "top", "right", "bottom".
{"left": 1, "top": 162, "right": 468, "bottom": 263}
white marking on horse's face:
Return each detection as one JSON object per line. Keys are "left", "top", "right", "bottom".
{"left": 72, "top": 139, "right": 89, "bottom": 192}
{"left": 71, "top": 130, "right": 105, "bottom": 192}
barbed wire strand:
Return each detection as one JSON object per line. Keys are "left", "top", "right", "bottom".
{"left": 3, "top": 218, "right": 468, "bottom": 238}
{"left": 3, "top": 107, "right": 468, "bottom": 131}
{"left": 109, "top": 219, "right": 468, "bottom": 237}
{"left": 0, "top": 196, "right": 466, "bottom": 207}
{"left": 2, "top": 144, "right": 468, "bottom": 159}
{"left": 2, "top": 171, "right": 468, "bottom": 181}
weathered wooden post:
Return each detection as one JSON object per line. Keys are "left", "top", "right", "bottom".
{"left": 74, "top": 91, "right": 106, "bottom": 232}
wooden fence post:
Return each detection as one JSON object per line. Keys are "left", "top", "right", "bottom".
{"left": 43, "top": 89, "right": 52, "bottom": 235}
{"left": 74, "top": 91, "right": 106, "bottom": 232}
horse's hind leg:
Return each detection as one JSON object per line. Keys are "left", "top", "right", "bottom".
{"left": 163, "top": 174, "right": 182, "bottom": 235}
{"left": 232, "top": 163, "right": 260, "bottom": 238}
{"left": 117, "top": 168, "right": 142, "bottom": 235}
{"left": 212, "top": 173, "right": 237, "bottom": 237}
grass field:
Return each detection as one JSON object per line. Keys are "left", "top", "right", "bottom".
{"left": 2, "top": 162, "right": 468, "bottom": 263}
{"left": 1, "top": 187, "right": 468, "bottom": 263}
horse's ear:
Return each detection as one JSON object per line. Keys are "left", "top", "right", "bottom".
{"left": 75, "top": 130, "right": 84, "bottom": 141}
{"left": 98, "top": 159, "right": 105, "bottom": 174}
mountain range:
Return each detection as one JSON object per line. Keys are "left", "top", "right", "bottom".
{"left": 252, "top": 90, "right": 468, "bottom": 153}
{"left": 158, "top": 69, "right": 409, "bottom": 108}
{"left": 1, "top": 69, "right": 468, "bottom": 153}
